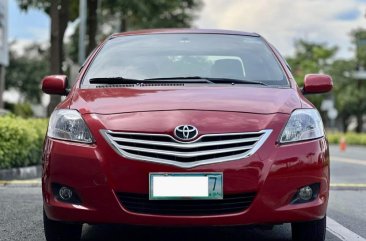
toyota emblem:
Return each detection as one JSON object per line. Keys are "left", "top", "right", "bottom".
{"left": 174, "top": 125, "right": 198, "bottom": 141}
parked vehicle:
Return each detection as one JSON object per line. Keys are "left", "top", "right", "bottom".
{"left": 41, "top": 29, "right": 332, "bottom": 241}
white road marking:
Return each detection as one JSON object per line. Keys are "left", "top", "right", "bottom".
{"left": 327, "top": 217, "right": 366, "bottom": 241}
{"left": 331, "top": 183, "right": 366, "bottom": 188}
{"left": 332, "top": 156, "right": 366, "bottom": 166}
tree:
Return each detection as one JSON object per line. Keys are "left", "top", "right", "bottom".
{"left": 102, "top": 0, "right": 203, "bottom": 32}
{"left": 87, "top": 0, "right": 98, "bottom": 54}
{"left": 286, "top": 40, "right": 338, "bottom": 115}
{"left": 16, "top": 0, "right": 79, "bottom": 115}
{"left": 287, "top": 40, "right": 338, "bottom": 85}
{"left": 348, "top": 29, "right": 366, "bottom": 132}
{"left": 351, "top": 28, "right": 366, "bottom": 69}
{"left": 5, "top": 43, "right": 49, "bottom": 103}
{"left": 67, "top": 0, "right": 203, "bottom": 61}
{"left": 328, "top": 59, "right": 357, "bottom": 132}
{"left": 47, "top": 0, "right": 70, "bottom": 114}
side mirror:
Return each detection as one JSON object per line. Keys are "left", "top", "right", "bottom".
{"left": 41, "top": 75, "right": 69, "bottom": 95}
{"left": 302, "top": 74, "right": 333, "bottom": 94}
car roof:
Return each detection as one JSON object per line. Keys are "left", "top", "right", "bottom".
{"left": 110, "top": 28, "right": 260, "bottom": 39}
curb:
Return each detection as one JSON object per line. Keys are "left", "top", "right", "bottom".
{"left": 0, "top": 165, "right": 42, "bottom": 180}
{"left": 0, "top": 178, "right": 41, "bottom": 187}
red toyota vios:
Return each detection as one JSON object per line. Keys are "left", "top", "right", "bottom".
{"left": 41, "top": 29, "right": 332, "bottom": 241}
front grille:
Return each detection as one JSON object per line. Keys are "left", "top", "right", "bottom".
{"left": 116, "top": 192, "right": 256, "bottom": 215}
{"left": 101, "top": 129, "right": 271, "bottom": 168}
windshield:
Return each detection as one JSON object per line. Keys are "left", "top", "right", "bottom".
{"left": 82, "top": 33, "right": 288, "bottom": 86}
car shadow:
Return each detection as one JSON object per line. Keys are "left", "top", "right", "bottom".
{"left": 81, "top": 224, "right": 292, "bottom": 241}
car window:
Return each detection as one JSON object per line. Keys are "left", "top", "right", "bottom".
{"left": 82, "top": 34, "right": 288, "bottom": 86}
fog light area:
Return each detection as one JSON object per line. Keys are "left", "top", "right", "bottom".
{"left": 291, "top": 183, "right": 320, "bottom": 204}
{"left": 59, "top": 186, "right": 73, "bottom": 201}
{"left": 298, "top": 186, "right": 313, "bottom": 201}
{"left": 51, "top": 183, "right": 82, "bottom": 204}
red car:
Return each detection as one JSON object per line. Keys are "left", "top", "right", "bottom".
{"left": 41, "top": 29, "right": 332, "bottom": 241}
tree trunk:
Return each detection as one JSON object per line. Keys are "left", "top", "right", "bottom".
{"left": 0, "top": 65, "right": 5, "bottom": 109}
{"left": 47, "top": 0, "right": 70, "bottom": 116}
{"left": 356, "top": 112, "right": 363, "bottom": 133}
{"left": 87, "top": 0, "right": 98, "bottom": 55}
{"left": 120, "top": 14, "right": 128, "bottom": 32}
{"left": 355, "top": 78, "right": 363, "bottom": 133}
{"left": 47, "top": 0, "right": 60, "bottom": 115}
{"left": 59, "top": 0, "right": 70, "bottom": 66}
{"left": 341, "top": 116, "right": 349, "bottom": 133}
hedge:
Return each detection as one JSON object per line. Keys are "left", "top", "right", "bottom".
{"left": 0, "top": 116, "right": 48, "bottom": 169}
{"left": 327, "top": 132, "right": 366, "bottom": 146}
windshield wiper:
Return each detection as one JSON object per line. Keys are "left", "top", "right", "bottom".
{"left": 89, "top": 76, "right": 267, "bottom": 86}
{"left": 146, "top": 76, "right": 267, "bottom": 86}
{"left": 204, "top": 77, "right": 268, "bottom": 86}
{"left": 89, "top": 76, "right": 214, "bottom": 84}
{"left": 143, "top": 76, "right": 215, "bottom": 84}
{"left": 90, "top": 77, "right": 143, "bottom": 84}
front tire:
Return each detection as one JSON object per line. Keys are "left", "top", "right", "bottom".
{"left": 43, "top": 210, "right": 82, "bottom": 241}
{"left": 291, "top": 216, "right": 326, "bottom": 241}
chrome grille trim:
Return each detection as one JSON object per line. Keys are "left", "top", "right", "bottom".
{"left": 114, "top": 143, "right": 255, "bottom": 157}
{"left": 101, "top": 129, "right": 272, "bottom": 168}
{"left": 109, "top": 136, "right": 261, "bottom": 149}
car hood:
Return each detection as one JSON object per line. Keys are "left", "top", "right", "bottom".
{"left": 71, "top": 86, "right": 300, "bottom": 115}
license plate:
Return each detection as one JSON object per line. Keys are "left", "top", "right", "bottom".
{"left": 149, "top": 173, "right": 223, "bottom": 200}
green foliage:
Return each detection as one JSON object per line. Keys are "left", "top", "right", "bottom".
{"left": 16, "top": 0, "right": 50, "bottom": 12}
{"left": 13, "top": 103, "right": 34, "bottom": 118}
{"left": 5, "top": 43, "right": 49, "bottom": 104}
{"left": 324, "top": 29, "right": 366, "bottom": 132}
{"left": 328, "top": 59, "right": 364, "bottom": 129}
{"left": 103, "top": 0, "right": 202, "bottom": 30}
{"left": 327, "top": 132, "right": 366, "bottom": 145}
{"left": 66, "top": 0, "right": 203, "bottom": 61}
{"left": 67, "top": 25, "right": 80, "bottom": 64}
{"left": 4, "top": 102, "right": 34, "bottom": 118}
{"left": 16, "top": 0, "right": 79, "bottom": 20}
{"left": 286, "top": 40, "right": 338, "bottom": 111}
{"left": 0, "top": 116, "right": 48, "bottom": 169}
{"left": 287, "top": 40, "right": 338, "bottom": 86}
{"left": 351, "top": 28, "right": 366, "bottom": 68}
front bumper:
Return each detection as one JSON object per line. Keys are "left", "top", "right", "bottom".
{"left": 42, "top": 134, "right": 329, "bottom": 226}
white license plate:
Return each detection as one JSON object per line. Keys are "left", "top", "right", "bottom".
{"left": 149, "top": 173, "right": 223, "bottom": 200}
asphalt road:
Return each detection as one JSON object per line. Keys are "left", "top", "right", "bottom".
{"left": 0, "top": 144, "right": 365, "bottom": 241}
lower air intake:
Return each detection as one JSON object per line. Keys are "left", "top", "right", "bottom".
{"left": 116, "top": 192, "right": 256, "bottom": 216}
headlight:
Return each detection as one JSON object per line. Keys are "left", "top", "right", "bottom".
{"left": 279, "top": 109, "right": 324, "bottom": 144}
{"left": 48, "top": 109, "right": 94, "bottom": 143}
